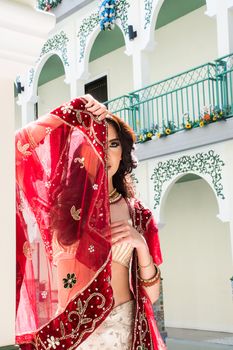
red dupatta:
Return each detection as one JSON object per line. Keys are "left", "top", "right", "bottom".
{"left": 15, "top": 97, "right": 166, "bottom": 350}
{"left": 16, "top": 98, "right": 113, "bottom": 348}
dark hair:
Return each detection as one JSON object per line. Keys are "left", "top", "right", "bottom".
{"left": 106, "top": 114, "right": 137, "bottom": 198}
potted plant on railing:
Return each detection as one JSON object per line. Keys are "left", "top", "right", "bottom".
{"left": 137, "top": 124, "right": 159, "bottom": 143}
{"left": 182, "top": 112, "right": 199, "bottom": 130}
{"left": 160, "top": 120, "right": 177, "bottom": 137}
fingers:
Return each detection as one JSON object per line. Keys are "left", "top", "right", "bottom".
{"left": 87, "top": 104, "right": 106, "bottom": 114}
{"left": 79, "top": 94, "right": 110, "bottom": 120}
{"left": 80, "top": 94, "right": 94, "bottom": 107}
{"left": 112, "top": 231, "right": 130, "bottom": 245}
{"left": 111, "top": 220, "right": 129, "bottom": 228}
{"left": 111, "top": 222, "right": 131, "bottom": 244}
{"left": 80, "top": 94, "right": 107, "bottom": 112}
{"left": 112, "top": 236, "right": 132, "bottom": 246}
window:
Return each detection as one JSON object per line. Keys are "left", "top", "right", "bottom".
{"left": 84, "top": 76, "right": 108, "bottom": 103}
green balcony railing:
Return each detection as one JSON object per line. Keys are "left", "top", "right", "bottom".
{"left": 105, "top": 53, "right": 233, "bottom": 138}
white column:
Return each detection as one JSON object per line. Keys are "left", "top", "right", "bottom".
{"left": 216, "top": 5, "right": 233, "bottom": 56}
{"left": 0, "top": 1, "right": 55, "bottom": 347}
{"left": 21, "top": 100, "right": 36, "bottom": 125}
{"left": 69, "top": 79, "right": 86, "bottom": 99}
{"left": 0, "top": 78, "right": 16, "bottom": 348}
{"left": 131, "top": 49, "right": 151, "bottom": 90}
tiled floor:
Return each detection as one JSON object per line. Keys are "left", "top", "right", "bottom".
{"left": 167, "top": 328, "right": 233, "bottom": 343}
{"left": 166, "top": 328, "right": 233, "bottom": 349}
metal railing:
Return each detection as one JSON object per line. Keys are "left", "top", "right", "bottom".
{"left": 105, "top": 53, "right": 233, "bottom": 136}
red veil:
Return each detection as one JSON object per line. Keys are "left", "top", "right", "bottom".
{"left": 15, "top": 98, "right": 166, "bottom": 349}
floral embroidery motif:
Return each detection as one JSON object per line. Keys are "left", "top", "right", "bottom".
{"left": 74, "top": 157, "right": 85, "bottom": 168}
{"left": 47, "top": 336, "right": 60, "bottom": 349}
{"left": 63, "top": 273, "right": 77, "bottom": 289}
{"left": 23, "top": 241, "right": 33, "bottom": 260}
{"left": 61, "top": 103, "right": 74, "bottom": 114}
{"left": 137, "top": 345, "right": 148, "bottom": 350}
{"left": 70, "top": 205, "right": 82, "bottom": 221}
{"left": 45, "top": 181, "right": 51, "bottom": 188}
{"left": 17, "top": 140, "right": 32, "bottom": 156}
{"left": 92, "top": 184, "right": 98, "bottom": 190}
{"left": 46, "top": 127, "right": 52, "bottom": 135}
{"left": 40, "top": 290, "right": 48, "bottom": 300}
{"left": 88, "top": 244, "right": 95, "bottom": 253}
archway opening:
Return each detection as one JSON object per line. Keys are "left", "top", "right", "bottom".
{"left": 89, "top": 25, "right": 125, "bottom": 63}
{"left": 87, "top": 25, "right": 132, "bottom": 101}
{"left": 155, "top": 0, "right": 206, "bottom": 30}
{"left": 160, "top": 174, "right": 233, "bottom": 337}
{"left": 37, "top": 54, "right": 69, "bottom": 116}
{"left": 151, "top": 0, "right": 210, "bottom": 83}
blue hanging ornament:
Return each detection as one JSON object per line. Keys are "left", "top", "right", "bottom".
{"left": 99, "top": 0, "right": 116, "bottom": 31}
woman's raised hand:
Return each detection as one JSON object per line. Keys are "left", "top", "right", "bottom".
{"left": 110, "top": 220, "right": 147, "bottom": 249}
{"left": 81, "top": 94, "right": 110, "bottom": 121}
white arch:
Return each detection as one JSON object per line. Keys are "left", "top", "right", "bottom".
{"left": 156, "top": 171, "right": 229, "bottom": 225}
{"left": 77, "top": 21, "right": 128, "bottom": 80}
{"left": 142, "top": 0, "right": 165, "bottom": 51}
{"left": 142, "top": 0, "right": 209, "bottom": 51}
{"left": 28, "top": 51, "right": 69, "bottom": 102}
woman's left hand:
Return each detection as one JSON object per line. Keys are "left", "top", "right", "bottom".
{"left": 111, "top": 220, "right": 146, "bottom": 249}
{"left": 80, "top": 94, "right": 109, "bottom": 120}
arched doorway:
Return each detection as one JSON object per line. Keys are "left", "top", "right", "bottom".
{"left": 37, "top": 54, "right": 69, "bottom": 116}
{"left": 159, "top": 174, "right": 233, "bottom": 332}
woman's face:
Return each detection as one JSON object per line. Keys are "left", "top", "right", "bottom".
{"left": 107, "top": 123, "right": 122, "bottom": 180}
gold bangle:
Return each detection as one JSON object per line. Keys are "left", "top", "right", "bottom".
{"left": 138, "top": 255, "right": 152, "bottom": 269}
{"left": 137, "top": 263, "right": 161, "bottom": 287}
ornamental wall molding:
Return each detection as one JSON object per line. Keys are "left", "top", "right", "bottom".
{"left": 141, "top": 0, "right": 163, "bottom": 50}
{"left": 26, "top": 30, "right": 70, "bottom": 99}
{"left": 77, "top": 0, "right": 130, "bottom": 63}
{"left": 151, "top": 150, "right": 225, "bottom": 210}
{"left": 37, "top": 30, "right": 69, "bottom": 67}
{"left": 144, "top": 0, "right": 154, "bottom": 30}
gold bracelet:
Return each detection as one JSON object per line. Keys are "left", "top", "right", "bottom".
{"left": 137, "top": 263, "right": 161, "bottom": 287}
{"left": 138, "top": 255, "right": 152, "bottom": 269}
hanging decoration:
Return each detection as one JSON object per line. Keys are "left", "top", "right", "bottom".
{"left": 38, "top": 0, "right": 62, "bottom": 11}
{"left": 99, "top": 0, "right": 117, "bottom": 31}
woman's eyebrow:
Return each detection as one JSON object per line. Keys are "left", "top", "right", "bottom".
{"left": 108, "top": 138, "right": 120, "bottom": 142}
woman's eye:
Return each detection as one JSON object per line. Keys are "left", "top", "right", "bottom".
{"left": 110, "top": 141, "right": 120, "bottom": 148}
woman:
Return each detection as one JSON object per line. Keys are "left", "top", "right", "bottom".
{"left": 16, "top": 95, "right": 166, "bottom": 350}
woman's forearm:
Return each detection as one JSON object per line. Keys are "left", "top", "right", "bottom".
{"left": 136, "top": 243, "right": 160, "bottom": 304}
{"left": 27, "top": 114, "right": 63, "bottom": 145}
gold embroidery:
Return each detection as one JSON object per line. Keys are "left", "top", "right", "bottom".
{"left": 36, "top": 292, "right": 111, "bottom": 350}
{"left": 17, "top": 140, "right": 32, "bottom": 156}
{"left": 74, "top": 157, "right": 85, "bottom": 168}
{"left": 23, "top": 241, "right": 33, "bottom": 260}
{"left": 76, "top": 110, "right": 82, "bottom": 124}
{"left": 25, "top": 128, "right": 38, "bottom": 149}
{"left": 70, "top": 206, "right": 81, "bottom": 221}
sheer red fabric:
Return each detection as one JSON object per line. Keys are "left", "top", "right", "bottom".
{"left": 15, "top": 98, "right": 166, "bottom": 349}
